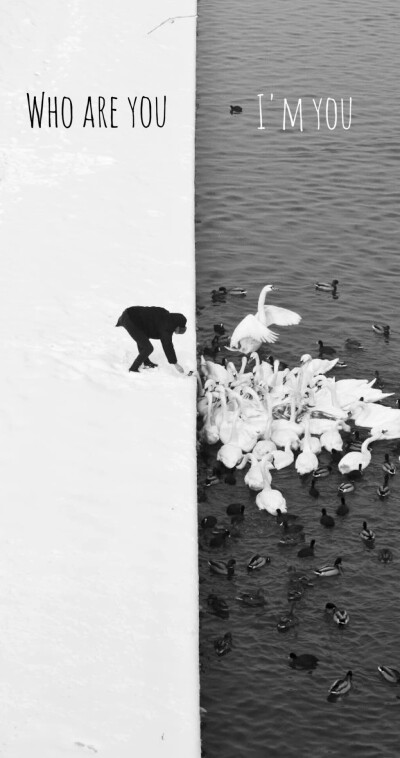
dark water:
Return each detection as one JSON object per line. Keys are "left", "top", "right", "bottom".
{"left": 196, "top": 2, "right": 400, "bottom": 756}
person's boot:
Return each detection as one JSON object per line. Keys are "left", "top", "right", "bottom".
{"left": 144, "top": 359, "right": 158, "bottom": 368}
{"left": 129, "top": 357, "right": 142, "bottom": 372}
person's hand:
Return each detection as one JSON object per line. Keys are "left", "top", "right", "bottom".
{"left": 174, "top": 363, "right": 184, "bottom": 373}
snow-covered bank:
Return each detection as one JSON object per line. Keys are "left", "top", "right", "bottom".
{"left": 0, "top": 2, "right": 198, "bottom": 755}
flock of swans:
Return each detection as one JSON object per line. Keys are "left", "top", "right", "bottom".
{"left": 198, "top": 285, "right": 400, "bottom": 702}
{"left": 198, "top": 331, "right": 400, "bottom": 515}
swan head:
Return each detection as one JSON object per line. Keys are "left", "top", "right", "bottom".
{"left": 300, "top": 354, "right": 312, "bottom": 363}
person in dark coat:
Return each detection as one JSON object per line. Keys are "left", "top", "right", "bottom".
{"left": 116, "top": 306, "right": 187, "bottom": 373}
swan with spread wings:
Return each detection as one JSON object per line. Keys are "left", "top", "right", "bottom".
{"left": 229, "top": 285, "right": 301, "bottom": 354}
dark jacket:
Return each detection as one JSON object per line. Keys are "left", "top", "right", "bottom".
{"left": 118, "top": 306, "right": 186, "bottom": 364}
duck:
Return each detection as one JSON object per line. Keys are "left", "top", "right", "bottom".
{"left": 377, "top": 666, "right": 400, "bottom": 684}
{"left": 208, "top": 558, "right": 236, "bottom": 577}
{"left": 328, "top": 670, "right": 352, "bottom": 697}
{"left": 212, "top": 285, "right": 247, "bottom": 296}
{"left": 314, "top": 557, "right": 343, "bottom": 577}
{"left": 325, "top": 602, "right": 349, "bottom": 626}
{"left": 236, "top": 588, "right": 267, "bottom": 607}
{"left": 317, "top": 340, "right": 337, "bottom": 357}
{"left": 313, "top": 465, "right": 332, "bottom": 478}
{"left": 360, "top": 521, "right": 375, "bottom": 543}
{"left": 211, "top": 288, "right": 228, "bottom": 301}
{"left": 201, "top": 515, "right": 218, "bottom": 529}
{"left": 336, "top": 496, "right": 350, "bottom": 516}
{"left": 309, "top": 478, "right": 320, "bottom": 498}
{"left": 374, "top": 370, "right": 384, "bottom": 390}
{"left": 378, "top": 548, "right": 393, "bottom": 563}
{"left": 377, "top": 474, "right": 390, "bottom": 498}
{"left": 247, "top": 553, "right": 270, "bottom": 571}
{"left": 207, "top": 594, "right": 229, "bottom": 619}
{"left": 230, "top": 105, "right": 242, "bottom": 114}
{"left": 297, "top": 539, "right": 316, "bottom": 558}
{"left": 214, "top": 632, "right": 233, "bottom": 657}
{"left": 372, "top": 323, "right": 390, "bottom": 336}
{"left": 226, "top": 503, "right": 245, "bottom": 517}
{"left": 336, "top": 360, "right": 348, "bottom": 368}
{"left": 229, "top": 285, "right": 301, "bottom": 354}
{"left": 338, "top": 481, "right": 355, "bottom": 495}
{"left": 276, "top": 509, "right": 299, "bottom": 525}
{"left": 315, "top": 280, "right": 339, "bottom": 292}
{"left": 279, "top": 533, "right": 305, "bottom": 547}
{"left": 289, "top": 652, "right": 319, "bottom": 670}
{"left": 382, "top": 453, "right": 396, "bottom": 475}
{"left": 277, "top": 602, "right": 299, "bottom": 632}
{"left": 320, "top": 508, "right": 335, "bottom": 528}
{"left": 345, "top": 338, "right": 364, "bottom": 349}
{"left": 281, "top": 521, "right": 304, "bottom": 535}
{"left": 209, "top": 529, "right": 231, "bottom": 548}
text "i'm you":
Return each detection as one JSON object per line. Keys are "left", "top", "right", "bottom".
{"left": 257, "top": 94, "right": 352, "bottom": 131}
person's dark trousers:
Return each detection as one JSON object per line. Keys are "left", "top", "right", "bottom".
{"left": 116, "top": 310, "right": 154, "bottom": 371}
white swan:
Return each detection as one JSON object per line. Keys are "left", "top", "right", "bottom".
{"left": 255, "top": 460, "right": 287, "bottom": 514}
{"left": 201, "top": 392, "right": 220, "bottom": 445}
{"left": 230, "top": 285, "right": 301, "bottom": 354}
{"left": 236, "top": 453, "right": 265, "bottom": 490}
{"left": 338, "top": 430, "right": 385, "bottom": 474}
{"left": 269, "top": 440, "right": 294, "bottom": 470}
{"left": 295, "top": 416, "right": 319, "bottom": 475}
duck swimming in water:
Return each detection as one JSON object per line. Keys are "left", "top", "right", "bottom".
{"left": 325, "top": 602, "right": 349, "bottom": 626}
{"left": 230, "top": 105, "right": 242, "bottom": 114}
{"left": 309, "top": 478, "right": 320, "bottom": 498}
{"left": 345, "top": 338, "right": 364, "bottom": 349}
{"left": 207, "top": 594, "right": 229, "bottom": 619}
{"left": 313, "top": 465, "right": 332, "bottom": 478}
{"left": 247, "top": 553, "right": 270, "bottom": 571}
{"left": 372, "top": 323, "right": 390, "bottom": 336}
{"left": 277, "top": 602, "right": 299, "bottom": 632}
{"left": 360, "top": 521, "right": 375, "bottom": 544}
{"left": 315, "top": 280, "right": 338, "bottom": 292}
{"left": 378, "top": 548, "right": 393, "bottom": 563}
{"left": 212, "top": 286, "right": 247, "bottom": 297}
{"left": 230, "top": 285, "right": 301, "bottom": 354}
{"left": 338, "top": 481, "right": 355, "bottom": 495}
{"left": 208, "top": 558, "right": 236, "bottom": 577}
{"left": 378, "top": 666, "right": 400, "bottom": 684}
{"left": 214, "top": 632, "right": 233, "bottom": 656}
{"left": 317, "top": 340, "right": 337, "bottom": 357}
{"left": 209, "top": 529, "right": 231, "bottom": 548}
{"left": 314, "top": 557, "right": 343, "bottom": 577}
{"left": 382, "top": 453, "right": 396, "bottom": 476}
{"left": 236, "top": 588, "right": 267, "bottom": 607}
{"left": 289, "top": 652, "right": 319, "bottom": 670}
{"left": 328, "top": 670, "right": 353, "bottom": 698}
{"left": 297, "top": 539, "right": 316, "bottom": 558}
{"left": 336, "top": 496, "right": 350, "bottom": 516}
{"left": 377, "top": 474, "right": 390, "bottom": 498}
{"left": 320, "top": 508, "right": 335, "bottom": 528}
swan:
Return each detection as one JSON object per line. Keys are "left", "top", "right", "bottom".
{"left": 216, "top": 442, "right": 243, "bottom": 469}
{"left": 201, "top": 392, "right": 220, "bottom": 445}
{"left": 320, "top": 419, "right": 349, "bottom": 453}
{"left": 252, "top": 438, "right": 277, "bottom": 459}
{"left": 269, "top": 440, "right": 294, "bottom": 470}
{"left": 295, "top": 416, "right": 319, "bottom": 475}
{"left": 255, "top": 460, "right": 286, "bottom": 514}
{"left": 230, "top": 285, "right": 301, "bottom": 354}
{"left": 338, "top": 430, "right": 384, "bottom": 474}
{"left": 236, "top": 453, "right": 265, "bottom": 490}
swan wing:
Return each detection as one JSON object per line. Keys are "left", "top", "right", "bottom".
{"left": 230, "top": 315, "right": 278, "bottom": 347}
{"left": 260, "top": 305, "right": 302, "bottom": 328}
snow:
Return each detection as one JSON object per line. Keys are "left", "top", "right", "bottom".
{"left": 0, "top": 1, "right": 199, "bottom": 755}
